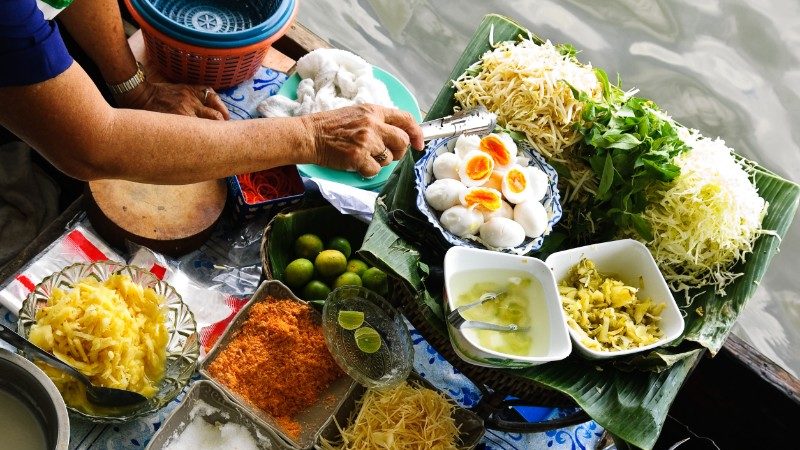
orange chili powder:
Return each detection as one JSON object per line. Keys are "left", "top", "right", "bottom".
{"left": 207, "top": 298, "right": 343, "bottom": 439}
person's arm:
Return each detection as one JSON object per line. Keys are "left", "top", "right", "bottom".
{"left": 58, "top": 0, "right": 229, "bottom": 119}
{"left": 0, "top": 62, "right": 423, "bottom": 184}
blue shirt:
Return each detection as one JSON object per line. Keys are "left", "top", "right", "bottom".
{"left": 0, "top": 0, "right": 72, "bottom": 86}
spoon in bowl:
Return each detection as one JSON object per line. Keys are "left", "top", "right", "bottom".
{"left": 447, "top": 292, "right": 530, "bottom": 332}
{"left": 0, "top": 323, "right": 148, "bottom": 407}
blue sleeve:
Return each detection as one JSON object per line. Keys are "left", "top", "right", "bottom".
{"left": 0, "top": 0, "right": 73, "bottom": 87}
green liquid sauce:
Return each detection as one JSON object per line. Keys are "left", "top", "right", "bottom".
{"left": 451, "top": 269, "right": 550, "bottom": 357}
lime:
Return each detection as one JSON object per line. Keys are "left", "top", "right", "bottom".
{"left": 337, "top": 310, "right": 365, "bottom": 330}
{"left": 333, "top": 272, "right": 363, "bottom": 288}
{"left": 302, "top": 280, "right": 331, "bottom": 301}
{"left": 354, "top": 326, "right": 382, "bottom": 354}
{"left": 361, "top": 267, "right": 388, "bottom": 296}
{"left": 294, "top": 234, "right": 324, "bottom": 259}
{"left": 327, "top": 236, "right": 352, "bottom": 259}
{"left": 284, "top": 258, "right": 314, "bottom": 288}
{"left": 346, "top": 259, "right": 369, "bottom": 277}
{"left": 315, "top": 250, "right": 348, "bottom": 278}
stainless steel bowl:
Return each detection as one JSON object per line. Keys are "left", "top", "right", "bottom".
{"left": 0, "top": 348, "right": 69, "bottom": 450}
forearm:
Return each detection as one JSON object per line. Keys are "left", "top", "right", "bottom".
{"left": 0, "top": 63, "right": 312, "bottom": 184}
{"left": 58, "top": 0, "right": 137, "bottom": 85}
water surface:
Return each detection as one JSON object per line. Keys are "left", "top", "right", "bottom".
{"left": 297, "top": 0, "right": 800, "bottom": 377}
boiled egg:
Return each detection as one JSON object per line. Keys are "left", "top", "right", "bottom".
{"left": 483, "top": 170, "right": 505, "bottom": 191}
{"left": 460, "top": 186, "right": 503, "bottom": 212}
{"left": 432, "top": 152, "right": 461, "bottom": 180}
{"left": 454, "top": 134, "right": 481, "bottom": 159}
{"left": 458, "top": 150, "right": 495, "bottom": 187}
{"left": 482, "top": 200, "right": 513, "bottom": 221}
{"left": 479, "top": 133, "right": 517, "bottom": 169}
{"left": 527, "top": 166, "right": 549, "bottom": 202}
{"left": 501, "top": 165, "right": 533, "bottom": 204}
{"left": 514, "top": 200, "right": 549, "bottom": 238}
{"left": 425, "top": 178, "right": 467, "bottom": 212}
{"left": 440, "top": 205, "right": 484, "bottom": 237}
{"left": 479, "top": 217, "right": 526, "bottom": 248}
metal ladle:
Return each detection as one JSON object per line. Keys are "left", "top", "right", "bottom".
{"left": 0, "top": 323, "right": 148, "bottom": 408}
{"left": 447, "top": 292, "right": 530, "bottom": 332}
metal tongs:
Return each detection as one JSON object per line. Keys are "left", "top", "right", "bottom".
{"left": 420, "top": 106, "right": 497, "bottom": 142}
{"left": 446, "top": 292, "right": 529, "bottom": 332}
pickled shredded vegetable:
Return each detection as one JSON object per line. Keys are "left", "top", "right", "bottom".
{"left": 452, "top": 38, "right": 601, "bottom": 192}
{"left": 639, "top": 128, "right": 768, "bottom": 297}
{"left": 322, "top": 381, "right": 459, "bottom": 450}
{"left": 560, "top": 259, "right": 665, "bottom": 352}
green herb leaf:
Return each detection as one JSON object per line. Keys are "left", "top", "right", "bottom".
{"left": 597, "top": 153, "right": 615, "bottom": 200}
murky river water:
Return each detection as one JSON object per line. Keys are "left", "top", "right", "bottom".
{"left": 297, "top": 0, "right": 800, "bottom": 378}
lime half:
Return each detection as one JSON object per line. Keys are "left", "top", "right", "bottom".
{"left": 337, "top": 310, "right": 365, "bottom": 330}
{"left": 354, "top": 326, "right": 382, "bottom": 354}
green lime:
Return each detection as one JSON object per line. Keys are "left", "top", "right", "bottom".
{"left": 302, "top": 280, "right": 331, "bottom": 301}
{"left": 361, "top": 267, "right": 388, "bottom": 296}
{"left": 354, "top": 326, "right": 382, "bottom": 354}
{"left": 337, "top": 310, "right": 365, "bottom": 330}
{"left": 346, "top": 259, "right": 369, "bottom": 277}
{"left": 315, "top": 250, "right": 348, "bottom": 278}
{"left": 294, "top": 234, "right": 324, "bottom": 259}
{"left": 284, "top": 258, "right": 314, "bottom": 288}
{"left": 326, "top": 236, "right": 352, "bottom": 259}
{"left": 333, "top": 271, "right": 363, "bottom": 288}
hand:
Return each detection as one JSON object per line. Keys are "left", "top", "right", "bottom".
{"left": 303, "top": 104, "right": 424, "bottom": 177}
{"left": 115, "top": 80, "right": 230, "bottom": 120}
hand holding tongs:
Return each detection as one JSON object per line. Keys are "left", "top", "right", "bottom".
{"left": 420, "top": 106, "right": 497, "bottom": 142}
{"left": 447, "top": 291, "right": 529, "bottom": 332}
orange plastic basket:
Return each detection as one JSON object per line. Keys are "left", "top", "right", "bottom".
{"left": 124, "top": 0, "right": 297, "bottom": 89}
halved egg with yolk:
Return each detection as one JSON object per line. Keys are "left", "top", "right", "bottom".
{"left": 460, "top": 186, "right": 503, "bottom": 212}
{"left": 501, "top": 165, "right": 533, "bottom": 204}
{"left": 479, "top": 133, "right": 518, "bottom": 169}
{"left": 458, "top": 150, "right": 494, "bottom": 186}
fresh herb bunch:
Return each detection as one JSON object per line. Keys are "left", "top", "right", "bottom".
{"left": 573, "top": 69, "right": 689, "bottom": 241}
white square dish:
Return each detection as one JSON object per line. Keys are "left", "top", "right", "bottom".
{"left": 443, "top": 246, "right": 572, "bottom": 368}
{"left": 545, "top": 239, "right": 685, "bottom": 360}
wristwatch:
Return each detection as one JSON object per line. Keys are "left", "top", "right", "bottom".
{"left": 107, "top": 61, "right": 146, "bottom": 95}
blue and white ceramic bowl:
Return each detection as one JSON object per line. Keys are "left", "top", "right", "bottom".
{"left": 414, "top": 136, "right": 563, "bottom": 255}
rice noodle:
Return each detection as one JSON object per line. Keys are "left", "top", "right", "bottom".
{"left": 321, "top": 381, "right": 459, "bottom": 450}
{"left": 453, "top": 39, "right": 601, "bottom": 185}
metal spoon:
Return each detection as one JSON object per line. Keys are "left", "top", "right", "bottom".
{"left": 447, "top": 292, "right": 530, "bottom": 332}
{"left": 0, "top": 323, "right": 148, "bottom": 407}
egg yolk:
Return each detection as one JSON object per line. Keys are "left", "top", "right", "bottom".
{"left": 480, "top": 135, "right": 512, "bottom": 167}
{"left": 506, "top": 169, "right": 528, "bottom": 193}
{"left": 463, "top": 188, "right": 502, "bottom": 211}
{"left": 465, "top": 155, "right": 493, "bottom": 181}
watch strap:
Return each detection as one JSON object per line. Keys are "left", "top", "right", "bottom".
{"left": 108, "top": 62, "right": 146, "bottom": 95}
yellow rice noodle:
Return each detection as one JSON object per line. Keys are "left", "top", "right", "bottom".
{"left": 322, "top": 381, "right": 460, "bottom": 450}
{"left": 453, "top": 39, "right": 602, "bottom": 198}
{"left": 28, "top": 274, "right": 168, "bottom": 412}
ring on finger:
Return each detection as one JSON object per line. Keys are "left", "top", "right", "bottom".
{"left": 202, "top": 88, "right": 211, "bottom": 105}
{"left": 374, "top": 149, "right": 389, "bottom": 163}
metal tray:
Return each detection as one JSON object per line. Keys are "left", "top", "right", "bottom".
{"left": 200, "top": 280, "right": 356, "bottom": 449}
{"left": 145, "top": 380, "right": 288, "bottom": 450}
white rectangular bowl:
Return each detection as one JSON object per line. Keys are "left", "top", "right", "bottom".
{"left": 443, "top": 246, "right": 572, "bottom": 368}
{"left": 545, "top": 239, "right": 685, "bottom": 360}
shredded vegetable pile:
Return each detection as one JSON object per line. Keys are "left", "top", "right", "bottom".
{"left": 453, "top": 39, "right": 601, "bottom": 177}
{"left": 639, "top": 129, "right": 768, "bottom": 297}
{"left": 560, "top": 259, "right": 665, "bottom": 352}
{"left": 323, "top": 381, "right": 459, "bottom": 450}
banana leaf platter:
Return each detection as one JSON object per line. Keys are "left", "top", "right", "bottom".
{"left": 359, "top": 14, "right": 800, "bottom": 450}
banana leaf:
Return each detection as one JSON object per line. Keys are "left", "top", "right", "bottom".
{"left": 360, "top": 14, "right": 800, "bottom": 450}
